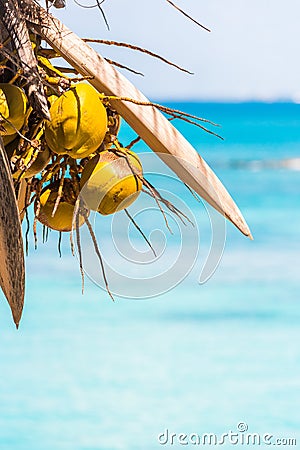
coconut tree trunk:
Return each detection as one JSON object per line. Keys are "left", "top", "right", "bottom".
{"left": 0, "top": 136, "right": 25, "bottom": 328}
{"left": 0, "top": 21, "right": 13, "bottom": 83}
{"left": 0, "top": 0, "right": 50, "bottom": 119}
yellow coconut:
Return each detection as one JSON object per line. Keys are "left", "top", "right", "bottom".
{"left": 47, "top": 94, "right": 59, "bottom": 108}
{"left": 80, "top": 149, "right": 143, "bottom": 215}
{"left": 45, "top": 83, "right": 108, "bottom": 159}
{"left": 0, "top": 83, "right": 27, "bottom": 136}
{"left": 35, "top": 179, "right": 86, "bottom": 232}
{"left": 12, "top": 126, "right": 51, "bottom": 179}
{"left": 12, "top": 146, "right": 51, "bottom": 180}
{"left": 3, "top": 133, "right": 20, "bottom": 160}
{"left": 3, "top": 132, "right": 18, "bottom": 146}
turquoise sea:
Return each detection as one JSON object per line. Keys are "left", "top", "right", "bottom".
{"left": 0, "top": 103, "right": 300, "bottom": 449}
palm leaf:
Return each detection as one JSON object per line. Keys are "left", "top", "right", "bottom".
{"left": 21, "top": 0, "right": 251, "bottom": 238}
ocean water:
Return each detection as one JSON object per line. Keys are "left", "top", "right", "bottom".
{"left": 0, "top": 103, "right": 300, "bottom": 449}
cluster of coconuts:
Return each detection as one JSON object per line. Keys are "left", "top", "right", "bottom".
{"left": 0, "top": 82, "right": 143, "bottom": 233}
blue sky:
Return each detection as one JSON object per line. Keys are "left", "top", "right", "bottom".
{"left": 55, "top": 0, "right": 300, "bottom": 101}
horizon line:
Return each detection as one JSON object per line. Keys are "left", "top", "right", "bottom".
{"left": 153, "top": 97, "right": 300, "bottom": 104}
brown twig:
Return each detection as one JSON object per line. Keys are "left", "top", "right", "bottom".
{"left": 165, "top": 0, "right": 211, "bottom": 32}
{"left": 81, "top": 208, "right": 115, "bottom": 301}
{"left": 124, "top": 208, "right": 157, "bottom": 257}
{"left": 184, "top": 183, "right": 201, "bottom": 202}
{"left": 51, "top": 162, "right": 67, "bottom": 217}
{"left": 142, "top": 177, "right": 194, "bottom": 227}
{"left": 83, "top": 38, "right": 193, "bottom": 74}
{"left": 58, "top": 231, "right": 62, "bottom": 257}
{"left": 127, "top": 135, "right": 142, "bottom": 150}
{"left": 74, "top": 201, "right": 85, "bottom": 294}
{"left": 100, "top": 95, "right": 223, "bottom": 139}
{"left": 142, "top": 187, "right": 172, "bottom": 234}
{"left": 73, "top": 0, "right": 109, "bottom": 29}
{"left": 105, "top": 58, "right": 144, "bottom": 76}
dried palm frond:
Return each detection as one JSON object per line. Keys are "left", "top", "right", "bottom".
{"left": 0, "top": 0, "right": 50, "bottom": 119}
